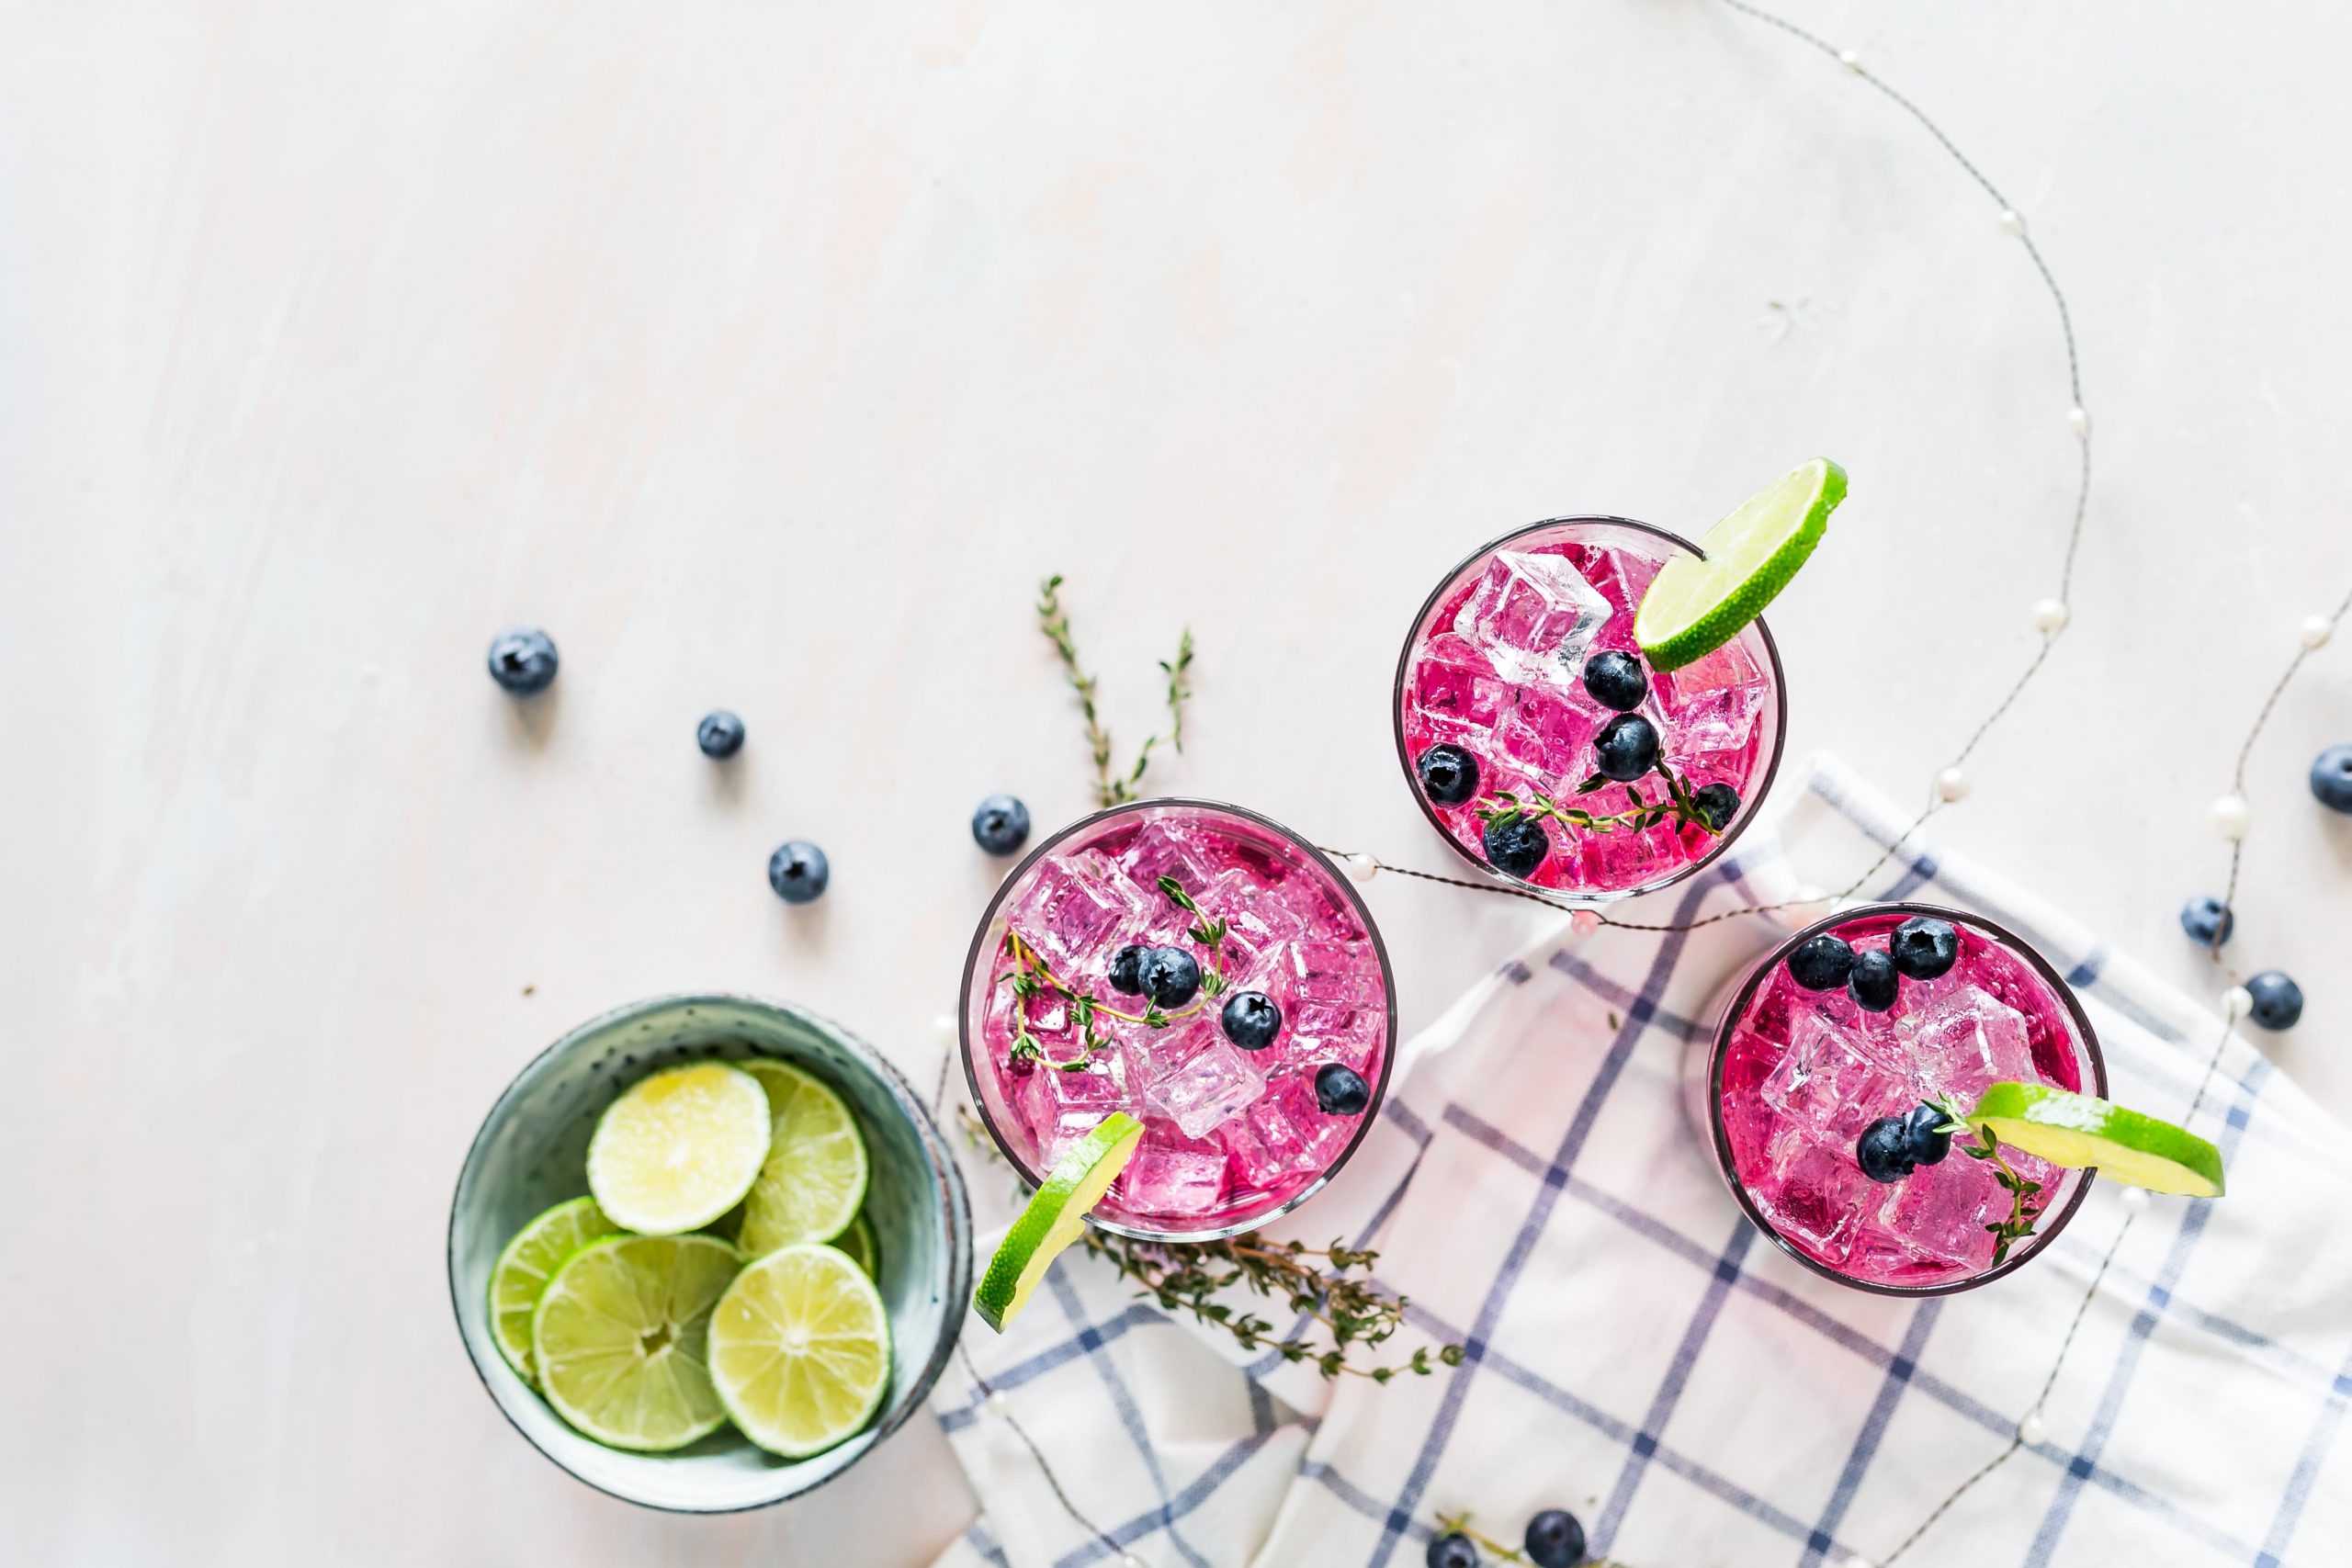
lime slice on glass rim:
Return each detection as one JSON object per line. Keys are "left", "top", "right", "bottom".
{"left": 735, "top": 1058, "right": 870, "bottom": 1258}
{"left": 585, "top": 1062, "right": 773, "bottom": 1235}
{"left": 974, "top": 1112, "right": 1145, "bottom": 1332}
{"left": 1962, "top": 1081, "right": 2226, "bottom": 1197}
{"left": 709, "top": 1242, "right": 894, "bottom": 1457}
{"left": 488, "top": 1196, "right": 618, "bottom": 1385}
{"left": 532, "top": 1233, "right": 742, "bottom": 1450}
{"left": 1634, "top": 457, "right": 1848, "bottom": 671}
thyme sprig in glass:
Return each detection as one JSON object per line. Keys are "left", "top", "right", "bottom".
{"left": 997, "top": 874, "right": 1230, "bottom": 1072}
{"left": 1475, "top": 758, "right": 1723, "bottom": 840}
{"left": 1931, "top": 1096, "right": 2049, "bottom": 1265}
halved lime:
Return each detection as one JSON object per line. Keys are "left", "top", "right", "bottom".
{"left": 532, "top": 1233, "right": 741, "bottom": 1450}
{"left": 1634, "top": 457, "right": 1848, "bottom": 671}
{"left": 836, "top": 1211, "right": 880, "bottom": 1279}
{"left": 488, "top": 1196, "right": 618, "bottom": 1385}
{"left": 709, "top": 1243, "right": 894, "bottom": 1457}
{"left": 973, "top": 1112, "right": 1144, "bottom": 1332}
{"left": 1964, "top": 1081, "right": 2226, "bottom": 1197}
{"left": 585, "top": 1063, "right": 773, "bottom": 1235}
{"left": 735, "top": 1059, "right": 870, "bottom": 1258}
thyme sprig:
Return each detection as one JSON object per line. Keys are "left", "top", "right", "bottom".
{"left": 997, "top": 875, "right": 1231, "bottom": 1072}
{"left": 1474, "top": 758, "right": 1722, "bottom": 839}
{"left": 1933, "top": 1097, "right": 2048, "bottom": 1265}
{"left": 1036, "top": 573, "right": 1193, "bottom": 807}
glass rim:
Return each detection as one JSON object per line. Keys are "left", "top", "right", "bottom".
{"left": 1388, "top": 513, "right": 1791, "bottom": 904}
{"left": 1702, "top": 899, "right": 2110, "bottom": 1297}
{"left": 956, "top": 795, "right": 1401, "bottom": 1244}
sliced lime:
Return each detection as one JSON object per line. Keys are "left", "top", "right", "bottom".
{"left": 736, "top": 1058, "right": 870, "bottom": 1258}
{"left": 1964, "top": 1081, "right": 2225, "bottom": 1197}
{"left": 836, "top": 1211, "right": 880, "bottom": 1279}
{"left": 973, "top": 1112, "right": 1144, "bottom": 1332}
{"left": 709, "top": 1243, "right": 894, "bottom": 1457}
{"left": 488, "top": 1196, "right": 618, "bottom": 1385}
{"left": 532, "top": 1233, "right": 741, "bottom": 1450}
{"left": 585, "top": 1063, "right": 773, "bottom": 1235}
{"left": 1634, "top": 457, "right": 1848, "bottom": 671}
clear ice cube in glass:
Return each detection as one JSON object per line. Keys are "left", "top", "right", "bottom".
{"left": 1139, "top": 1023, "right": 1267, "bottom": 1138}
{"left": 1451, "top": 549, "right": 1611, "bottom": 685}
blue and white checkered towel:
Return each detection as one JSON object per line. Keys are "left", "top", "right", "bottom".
{"left": 928, "top": 756, "right": 2352, "bottom": 1568}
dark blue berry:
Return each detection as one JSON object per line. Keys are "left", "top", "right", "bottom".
{"left": 1848, "top": 948, "right": 1898, "bottom": 1011}
{"left": 2178, "top": 896, "right": 2233, "bottom": 948}
{"left": 2311, "top": 744, "right": 2352, "bottom": 814}
{"left": 486, "top": 627, "right": 559, "bottom": 694}
{"left": 1582, "top": 649, "right": 1649, "bottom": 713}
{"left": 696, "top": 710, "right": 745, "bottom": 758}
{"left": 1856, "top": 1114, "right": 1916, "bottom": 1182}
{"left": 1592, "top": 713, "right": 1661, "bottom": 783}
{"left": 1425, "top": 1533, "right": 1479, "bottom": 1568}
{"left": 1107, "top": 943, "right": 1148, "bottom": 996}
{"left": 1524, "top": 1507, "right": 1587, "bottom": 1568}
{"left": 1889, "top": 916, "right": 1959, "bottom": 981}
{"left": 1902, "top": 1102, "right": 1952, "bottom": 1166}
{"left": 971, "top": 795, "right": 1032, "bottom": 856}
{"left": 1221, "top": 990, "right": 1283, "bottom": 1050}
{"left": 767, "top": 840, "right": 830, "bottom": 904}
{"left": 1483, "top": 815, "right": 1549, "bottom": 878}
{"left": 1692, "top": 782, "right": 1740, "bottom": 832}
{"left": 1787, "top": 934, "right": 1857, "bottom": 991}
{"left": 1417, "top": 743, "right": 1481, "bottom": 806}
{"left": 1137, "top": 946, "right": 1201, "bottom": 1008}
{"left": 1315, "top": 1062, "right": 1371, "bottom": 1116}
{"left": 2246, "top": 970, "right": 2303, "bottom": 1031}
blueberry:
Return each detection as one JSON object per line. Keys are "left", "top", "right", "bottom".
{"left": 1137, "top": 946, "right": 1202, "bottom": 1008}
{"left": 1848, "top": 948, "right": 1899, "bottom": 1011}
{"left": 1418, "top": 743, "right": 1482, "bottom": 806}
{"left": 1856, "top": 1114, "right": 1916, "bottom": 1182}
{"left": 1902, "top": 1102, "right": 1952, "bottom": 1166}
{"left": 1483, "top": 815, "right": 1550, "bottom": 879}
{"left": 1888, "top": 916, "right": 1959, "bottom": 981}
{"left": 1107, "top": 943, "right": 1148, "bottom": 996}
{"left": 2178, "top": 895, "right": 2233, "bottom": 948}
{"left": 1692, "top": 782, "right": 1741, "bottom": 832}
{"left": 971, "top": 795, "right": 1032, "bottom": 856}
{"left": 2312, "top": 744, "right": 2352, "bottom": 814}
{"left": 1425, "top": 1533, "right": 1479, "bottom": 1568}
{"left": 1524, "top": 1507, "right": 1587, "bottom": 1568}
{"left": 696, "top": 710, "right": 745, "bottom": 758}
{"left": 1592, "top": 713, "right": 1661, "bottom": 783}
{"left": 1316, "top": 1062, "right": 1372, "bottom": 1116}
{"left": 2246, "top": 970, "right": 2304, "bottom": 1031}
{"left": 486, "top": 627, "right": 559, "bottom": 694}
{"left": 1787, "top": 934, "right": 1857, "bottom": 991}
{"left": 1582, "top": 649, "right": 1649, "bottom": 713}
{"left": 1222, "top": 990, "right": 1283, "bottom": 1050}
{"left": 767, "top": 840, "right": 830, "bottom": 904}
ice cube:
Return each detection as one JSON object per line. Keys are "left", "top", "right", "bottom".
{"left": 1136, "top": 1022, "right": 1267, "bottom": 1137}
{"left": 1229, "top": 1072, "right": 1352, "bottom": 1182}
{"left": 1656, "top": 644, "right": 1769, "bottom": 759}
{"left": 1410, "top": 633, "right": 1513, "bottom": 731}
{"left": 1277, "top": 940, "right": 1380, "bottom": 1009}
{"left": 1754, "top": 1128, "right": 1874, "bottom": 1263}
{"left": 1894, "top": 985, "right": 2038, "bottom": 1099}
{"left": 1758, "top": 1007, "right": 1916, "bottom": 1140}
{"left": 1452, "top": 550, "right": 1612, "bottom": 685}
{"left": 1572, "top": 817, "right": 1690, "bottom": 894}
{"left": 1017, "top": 1065, "right": 1126, "bottom": 1166}
{"left": 1001, "top": 851, "right": 1148, "bottom": 975}
{"left": 1115, "top": 1135, "right": 1227, "bottom": 1216}
{"left": 1499, "top": 683, "right": 1606, "bottom": 781}
{"left": 1288, "top": 1002, "right": 1379, "bottom": 1073}
{"left": 1114, "top": 818, "right": 1220, "bottom": 903}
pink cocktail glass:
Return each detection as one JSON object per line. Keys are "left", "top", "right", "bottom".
{"left": 959, "top": 799, "right": 1396, "bottom": 1241}
{"left": 1684, "top": 903, "right": 2107, "bottom": 1293}
{"left": 1394, "top": 516, "right": 1786, "bottom": 898}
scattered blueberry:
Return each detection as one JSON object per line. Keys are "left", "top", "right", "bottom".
{"left": 1316, "top": 1062, "right": 1372, "bottom": 1116}
{"left": 767, "top": 840, "right": 830, "bottom": 904}
{"left": 1483, "top": 815, "right": 1550, "bottom": 879}
{"left": 2178, "top": 895, "right": 2233, "bottom": 949}
{"left": 1902, "top": 1102, "right": 1952, "bottom": 1166}
{"left": 971, "top": 795, "right": 1032, "bottom": 856}
{"left": 1418, "top": 743, "right": 1482, "bottom": 806}
{"left": 1592, "top": 713, "right": 1661, "bottom": 783}
{"left": 1856, "top": 1114, "right": 1916, "bottom": 1182}
{"left": 1138, "top": 946, "right": 1202, "bottom": 1009}
{"left": 1222, "top": 990, "right": 1283, "bottom": 1050}
{"left": 1787, "top": 933, "right": 1857, "bottom": 991}
{"left": 2312, "top": 744, "right": 2352, "bottom": 814}
{"left": 1108, "top": 943, "right": 1148, "bottom": 996}
{"left": 2245, "top": 970, "right": 2304, "bottom": 1031}
{"left": 1888, "top": 916, "right": 1959, "bottom": 981}
{"left": 1582, "top": 649, "right": 1649, "bottom": 713}
{"left": 1425, "top": 1533, "right": 1479, "bottom": 1568}
{"left": 1524, "top": 1507, "right": 1587, "bottom": 1568}
{"left": 1692, "top": 782, "right": 1741, "bottom": 832}
{"left": 1848, "top": 948, "right": 1899, "bottom": 1012}
{"left": 696, "top": 710, "right": 745, "bottom": 758}
{"left": 486, "top": 627, "right": 559, "bottom": 694}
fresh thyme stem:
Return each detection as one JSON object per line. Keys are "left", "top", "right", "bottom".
{"left": 1036, "top": 573, "right": 1186, "bottom": 806}
{"left": 1475, "top": 759, "right": 1720, "bottom": 838}
{"left": 1933, "top": 1098, "right": 2048, "bottom": 1264}
{"left": 1161, "top": 628, "right": 1195, "bottom": 752}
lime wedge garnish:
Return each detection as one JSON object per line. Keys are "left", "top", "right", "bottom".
{"left": 1964, "top": 1081, "right": 2226, "bottom": 1197}
{"left": 836, "top": 1211, "right": 880, "bottom": 1278}
{"left": 735, "top": 1059, "right": 871, "bottom": 1257}
{"left": 488, "top": 1196, "right": 618, "bottom": 1385}
{"left": 585, "top": 1063, "right": 774, "bottom": 1235}
{"left": 973, "top": 1112, "right": 1144, "bottom": 1332}
{"left": 532, "top": 1233, "right": 741, "bottom": 1450}
{"left": 1634, "top": 457, "right": 1848, "bottom": 671}
{"left": 709, "top": 1243, "right": 894, "bottom": 1457}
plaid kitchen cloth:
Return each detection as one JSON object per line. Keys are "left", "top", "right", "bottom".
{"left": 927, "top": 755, "right": 2352, "bottom": 1568}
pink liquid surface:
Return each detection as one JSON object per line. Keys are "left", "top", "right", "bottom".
{"left": 1706, "top": 910, "right": 2093, "bottom": 1289}
{"left": 965, "top": 804, "right": 1390, "bottom": 1236}
{"left": 1397, "top": 521, "right": 1779, "bottom": 896}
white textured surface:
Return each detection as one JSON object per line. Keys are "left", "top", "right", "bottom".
{"left": 4, "top": 2, "right": 2346, "bottom": 1562}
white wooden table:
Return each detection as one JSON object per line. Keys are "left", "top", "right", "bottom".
{"left": 6, "top": 3, "right": 2346, "bottom": 1562}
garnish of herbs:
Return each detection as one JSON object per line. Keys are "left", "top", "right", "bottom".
{"left": 998, "top": 874, "right": 1229, "bottom": 1072}
{"left": 1475, "top": 760, "right": 1721, "bottom": 838}
{"left": 1932, "top": 1096, "right": 2048, "bottom": 1264}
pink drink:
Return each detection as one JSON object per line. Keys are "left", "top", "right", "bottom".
{"left": 1395, "top": 517, "right": 1784, "bottom": 897}
{"left": 1686, "top": 905, "right": 2106, "bottom": 1292}
{"left": 960, "top": 800, "right": 1394, "bottom": 1239}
